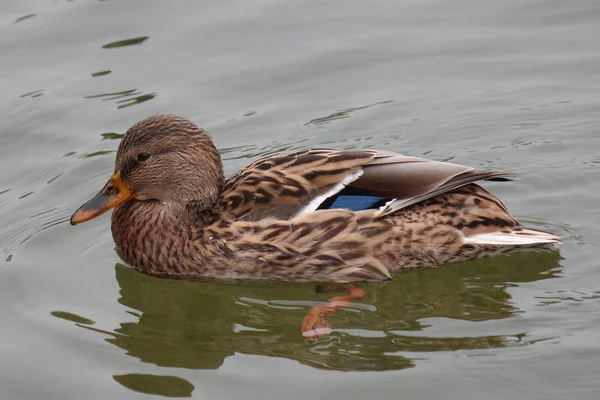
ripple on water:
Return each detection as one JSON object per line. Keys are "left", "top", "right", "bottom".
{"left": 113, "top": 374, "right": 195, "bottom": 398}
{"left": 19, "top": 89, "right": 43, "bottom": 99}
{"left": 100, "top": 132, "right": 124, "bottom": 140}
{"left": 101, "top": 36, "right": 149, "bottom": 49}
{"left": 1, "top": 197, "right": 70, "bottom": 255}
{"left": 535, "top": 290, "right": 600, "bottom": 306}
{"left": 14, "top": 13, "right": 36, "bottom": 24}
{"left": 0, "top": 157, "right": 106, "bottom": 258}
{"left": 84, "top": 89, "right": 157, "bottom": 109}
{"left": 519, "top": 217, "right": 593, "bottom": 247}
{"left": 91, "top": 70, "right": 111, "bottom": 78}
{"left": 2, "top": 206, "right": 71, "bottom": 252}
{"left": 79, "top": 150, "right": 115, "bottom": 159}
{"left": 304, "top": 100, "right": 395, "bottom": 126}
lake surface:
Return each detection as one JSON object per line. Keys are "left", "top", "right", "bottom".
{"left": 1, "top": 0, "right": 599, "bottom": 398}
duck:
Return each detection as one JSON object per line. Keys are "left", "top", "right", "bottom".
{"left": 70, "top": 114, "right": 560, "bottom": 283}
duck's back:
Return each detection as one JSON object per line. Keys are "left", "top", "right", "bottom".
{"left": 219, "top": 149, "right": 509, "bottom": 220}
{"left": 203, "top": 149, "right": 560, "bottom": 282}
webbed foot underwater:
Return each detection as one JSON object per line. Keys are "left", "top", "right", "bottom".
{"left": 71, "top": 114, "right": 560, "bottom": 282}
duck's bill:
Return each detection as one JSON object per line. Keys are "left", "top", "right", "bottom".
{"left": 70, "top": 171, "right": 134, "bottom": 225}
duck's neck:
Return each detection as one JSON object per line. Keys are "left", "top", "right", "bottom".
{"left": 111, "top": 199, "right": 217, "bottom": 276}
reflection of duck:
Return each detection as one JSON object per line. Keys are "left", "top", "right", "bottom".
{"left": 70, "top": 114, "right": 559, "bottom": 282}
{"left": 59, "top": 252, "right": 560, "bottom": 373}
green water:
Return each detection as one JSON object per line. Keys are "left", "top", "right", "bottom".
{"left": 1, "top": 0, "right": 599, "bottom": 399}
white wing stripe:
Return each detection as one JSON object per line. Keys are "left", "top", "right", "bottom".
{"left": 295, "top": 169, "right": 364, "bottom": 216}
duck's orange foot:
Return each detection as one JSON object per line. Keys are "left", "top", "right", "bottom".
{"left": 302, "top": 305, "right": 334, "bottom": 340}
{"left": 301, "top": 286, "right": 368, "bottom": 341}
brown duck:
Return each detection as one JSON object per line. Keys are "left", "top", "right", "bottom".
{"left": 71, "top": 114, "right": 560, "bottom": 283}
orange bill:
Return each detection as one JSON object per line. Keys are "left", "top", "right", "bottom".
{"left": 70, "top": 171, "right": 134, "bottom": 225}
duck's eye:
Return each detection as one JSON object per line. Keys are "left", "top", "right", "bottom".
{"left": 137, "top": 152, "right": 150, "bottom": 162}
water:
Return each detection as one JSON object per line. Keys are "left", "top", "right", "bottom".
{"left": 1, "top": 0, "right": 599, "bottom": 398}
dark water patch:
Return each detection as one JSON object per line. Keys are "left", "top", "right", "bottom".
{"left": 305, "top": 100, "right": 394, "bottom": 126}
{"left": 101, "top": 132, "right": 124, "bottom": 140}
{"left": 583, "top": 156, "right": 600, "bottom": 167}
{"left": 79, "top": 150, "right": 115, "bottom": 159}
{"left": 51, "top": 311, "right": 95, "bottom": 325}
{"left": 85, "top": 89, "right": 156, "bottom": 109}
{"left": 113, "top": 374, "right": 194, "bottom": 398}
{"left": 85, "top": 89, "right": 137, "bottom": 100}
{"left": 91, "top": 70, "right": 111, "bottom": 77}
{"left": 19, "top": 89, "right": 43, "bottom": 99}
{"left": 46, "top": 173, "right": 63, "bottom": 184}
{"left": 14, "top": 14, "right": 36, "bottom": 24}
{"left": 102, "top": 36, "right": 149, "bottom": 49}
{"left": 117, "top": 93, "right": 156, "bottom": 109}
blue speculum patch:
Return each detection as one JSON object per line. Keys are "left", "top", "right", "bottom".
{"left": 323, "top": 195, "right": 389, "bottom": 211}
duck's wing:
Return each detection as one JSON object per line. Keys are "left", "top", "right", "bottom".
{"left": 219, "top": 149, "right": 511, "bottom": 221}
{"left": 351, "top": 151, "right": 511, "bottom": 216}
{"left": 219, "top": 149, "right": 374, "bottom": 220}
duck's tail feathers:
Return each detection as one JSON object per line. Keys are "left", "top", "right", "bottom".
{"left": 463, "top": 228, "right": 562, "bottom": 246}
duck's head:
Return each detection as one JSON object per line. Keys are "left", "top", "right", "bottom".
{"left": 70, "top": 114, "right": 224, "bottom": 225}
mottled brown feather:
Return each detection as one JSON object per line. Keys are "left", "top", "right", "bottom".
{"left": 68, "top": 114, "right": 562, "bottom": 283}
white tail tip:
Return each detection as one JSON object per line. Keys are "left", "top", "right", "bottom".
{"left": 463, "top": 228, "right": 562, "bottom": 246}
